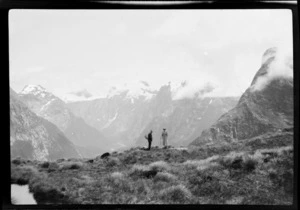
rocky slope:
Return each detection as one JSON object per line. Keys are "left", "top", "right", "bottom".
{"left": 10, "top": 88, "right": 80, "bottom": 161}
{"left": 18, "top": 85, "right": 110, "bottom": 157}
{"left": 191, "top": 47, "right": 293, "bottom": 146}
{"left": 136, "top": 96, "right": 238, "bottom": 147}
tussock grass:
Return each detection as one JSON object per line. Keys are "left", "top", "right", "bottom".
{"left": 11, "top": 136, "right": 293, "bottom": 205}
{"left": 219, "top": 152, "right": 258, "bottom": 172}
{"left": 106, "top": 173, "right": 133, "bottom": 193}
{"left": 39, "top": 161, "right": 50, "bottom": 168}
{"left": 153, "top": 172, "right": 177, "bottom": 183}
{"left": 158, "top": 184, "right": 193, "bottom": 204}
{"left": 56, "top": 158, "right": 65, "bottom": 163}
{"left": 11, "top": 165, "right": 40, "bottom": 185}
{"left": 47, "top": 162, "right": 60, "bottom": 172}
{"left": 111, "top": 171, "right": 124, "bottom": 179}
{"left": 121, "top": 152, "right": 139, "bottom": 164}
{"left": 183, "top": 155, "right": 220, "bottom": 170}
{"left": 149, "top": 161, "right": 170, "bottom": 172}
{"left": 104, "top": 157, "right": 121, "bottom": 168}
{"left": 128, "top": 164, "right": 152, "bottom": 178}
{"left": 11, "top": 157, "right": 27, "bottom": 165}
{"left": 72, "top": 175, "right": 95, "bottom": 186}
{"left": 59, "top": 161, "right": 84, "bottom": 170}
{"left": 29, "top": 176, "right": 68, "bottom": 204}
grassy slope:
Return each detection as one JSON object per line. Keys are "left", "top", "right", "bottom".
{"left": 11, "top": 131, "right": 293, "bottom": 205}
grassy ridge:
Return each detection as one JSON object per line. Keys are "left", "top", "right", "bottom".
{"left": 11, "top": 131, "right": 293, "bottom": 204}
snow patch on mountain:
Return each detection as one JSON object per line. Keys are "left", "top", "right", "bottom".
{"left": 40, "top": 98, "right": 55, "bottom": 111}
{"left": 102, "top": 112, "right": 118, "bottom": 129}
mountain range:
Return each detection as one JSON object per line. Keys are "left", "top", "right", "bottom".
{"left": 10, "top": 47, "right": 293, "bottom": 160}
{"left": 10, "top": 88, "right": 80, "bottom": 161}
{"left": 67, "top": 84, "right": 239, "bottom": 148}
{"left": 17, "top": 85, "right": 110, "bottom": 157}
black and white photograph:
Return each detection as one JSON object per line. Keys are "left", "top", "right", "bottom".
{"left": 9, "top": 9, "right": 294, "bottom": 205}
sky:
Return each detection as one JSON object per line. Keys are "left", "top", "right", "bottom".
{"left": 9, "top": 9, "right": 293, "bottom": 100}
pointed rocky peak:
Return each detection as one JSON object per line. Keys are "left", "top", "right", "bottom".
{"left": 250, "top": 47, "right": 293, "bottom": 92}
{"left": 261, "top": 47, "right": 277, "bottom": 65}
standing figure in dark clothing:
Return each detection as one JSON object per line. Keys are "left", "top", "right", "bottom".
{"left": 144, "top": 130, "right": 153, "bottom": 150}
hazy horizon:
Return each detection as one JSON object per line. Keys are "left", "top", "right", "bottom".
{"left": 9, "top": 9, "right": 293, "bottom": 100}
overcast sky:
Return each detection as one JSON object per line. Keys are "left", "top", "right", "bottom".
{"left": 9, "top": 9, "right": 293, "bottom": 99}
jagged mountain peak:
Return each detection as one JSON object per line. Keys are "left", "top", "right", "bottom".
{"left": 21, "top": 84, "right": 46, "bottom": 93}
{"left": 20, "top": 84, "right": 54, "bottom": 99}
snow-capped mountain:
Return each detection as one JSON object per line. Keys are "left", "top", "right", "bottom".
{"left": 190, "top": 47, "right": 293, "bottom": 146}
{"left": 20, "top": 84, "right": 53, "bottom": 98}
{"left": 18, "top": 85, "right": 110, "bottom": 158}
{"left": 10, "top": 88, "right": 80, "bottom": 161}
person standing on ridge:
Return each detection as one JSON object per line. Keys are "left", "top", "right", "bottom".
{"left": 161, "top": 128, "right": 168, "bottom": 148}
{"left": 144, "top": 130, "right": 153, "bottom": 150}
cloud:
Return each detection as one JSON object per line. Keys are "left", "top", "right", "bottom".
{"left": 172, "top": 76, "right": 217, "bottom": 100}
{"left": 69, "top": 89, "right": 93, "bottom": 98}
{"left": 140, "top": 80, "right": 150, "bottom": 87}
{"left": 251, "top": 46, "right": 293, "bottom": 92}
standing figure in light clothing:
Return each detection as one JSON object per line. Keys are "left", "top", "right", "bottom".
{"left": 161, "top": 128, "right": 168, "bottom": 148}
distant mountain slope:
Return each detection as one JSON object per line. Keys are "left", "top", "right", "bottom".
{"left": 67, "top": 84, "right": 239, "bottom": 148}
{"left": 18, "top": 85, "right": 110, "bottom": 157}
{"left": 10, "top": 88, "right": 80, "bottom": 161}
{"left": 136, "top": 96, "right": 239, "bottom": 147}
{"left": 190, "top": 47, "right": 293, "bottom": 146}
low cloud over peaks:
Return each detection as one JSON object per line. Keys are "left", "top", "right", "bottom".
{"left": 251, "top": 46, "right": 293, "bottom": 92}
{"left": 172, "top": 79, "right": 216, "bottom": 100}
{"left": 70, "top": 89, "right": 93, "bottom": 98}
{"left": 140, "top": 80, "right": 150, "bottom": 87}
